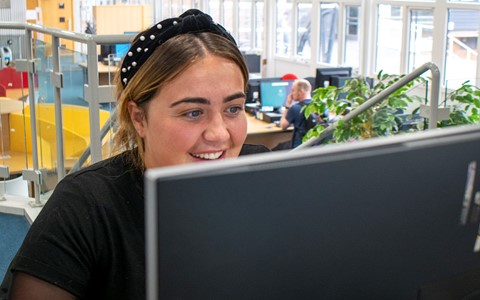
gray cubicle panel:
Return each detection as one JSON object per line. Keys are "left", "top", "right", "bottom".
{"left": 146, "top": 124, "right": 480, "bottom": 300}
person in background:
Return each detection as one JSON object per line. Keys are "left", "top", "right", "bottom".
{"left": 280, "top": 78, "right": 319, "bottom": 148}
{"left": 0, "top": 9, "right": 269, "bottom": 300}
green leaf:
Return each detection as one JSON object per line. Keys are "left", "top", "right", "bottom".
{"left": 310, "top": 70, "right": 479, "bottom": 146}
{"left": 474, "top": 99, "right": 480, "bottom": 108}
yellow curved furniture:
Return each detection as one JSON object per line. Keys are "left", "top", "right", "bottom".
{"left": 9, "top": 103, "right": 111, "bottom": 170}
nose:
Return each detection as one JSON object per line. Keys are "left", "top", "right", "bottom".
{"left": 203, "top": 113, "right": 230, "bottom": 143}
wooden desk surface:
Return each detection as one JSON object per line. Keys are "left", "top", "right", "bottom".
{"left": 246, "top": 114, "right": 292, "bottom": 149}
{"left": 79, "top": 62, "right": 119, "bottom": 74}
{"left": 247, "top": 114, "right": 286, "bottom": 135}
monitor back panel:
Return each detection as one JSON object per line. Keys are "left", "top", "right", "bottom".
{"left": 243, "top": 53, "right": 262, "bottom": 74}
{"left": 147, "top": 126, "right": 480, "bottom": 300}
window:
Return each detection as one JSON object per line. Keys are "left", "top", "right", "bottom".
{"left": 162, "top": 0, "right": 170, "bottom": 19}
{"left": 171, "top": 0, "right": 181, "bottom": 17}
{"left": 254, "top": 0, "right": 264, "bottom": 50}
{"left": 344, "top": 5, "right": 360, "bottom": 68}
{"left": 276, "top": 0, "right": 293, "bottom": 56}
{"left": 208, "top": 0, "right": 221, "bottom": 22}
{"left": 238, "top": 0, "right": 252, "bottom": 50}
{"left": 408, "top": 9, "right": 433, "bottom": 73}
{"left": 296, "top": 3, "right": 312, "bottom": 58}
{"left": 448, "top": 0, "right": 480, "bottom": 3}
{"left": 182, "top": 0, "right": 194, "bottom": 12}
{"left": 376, "top": 4, "right": 403, "bottom": 74}
{"left": 444, "top": 8, "right": 479, "bottom": 88}
{"left": 318, "top": 2, "right": 339, "bottom": 64}
{"left": 223, "top": 0, "right": 234, "bottom": 34}
{"left": 152, "top": 0, "right": 479, "bottom": 90}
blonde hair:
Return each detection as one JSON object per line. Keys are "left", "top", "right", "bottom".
{"left": 294, "top": 79, "right": 312, "bottom": 94}
{"left": 114, "top": 33, "right": 249, "bottom": 169}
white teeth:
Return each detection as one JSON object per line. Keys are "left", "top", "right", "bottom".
{"left": 192, "top": 151, "right": 223, "bottom": 160}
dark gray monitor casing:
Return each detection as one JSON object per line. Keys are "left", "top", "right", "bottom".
{"left": 146, "top": 124, "right": 480, "bottom": 300}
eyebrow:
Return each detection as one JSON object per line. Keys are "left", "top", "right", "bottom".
{"left": 170, "top": 92, "right": 246, "bottom": 107}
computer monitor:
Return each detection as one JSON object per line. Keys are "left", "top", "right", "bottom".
{"left": 242, "top": 52, "right": 262, "bottom": 74}
{"left": 315, "top": 67, "right": 352, "bottom": 88}
{"left": 99, "top": 44, "right": 116, "bottom": 61}
{"left": 100, "top": 44, "right": 126, "bottom": 63}
{"left": 330, "top": 75, "right": 351, "bottom": 88}
{"left": 330, "top": 76, "right": 375, "bottom": 90}
{"left": 245, "top": 77, "right": 281, "bottom": 103}
{"left": 115, "top": 43, "right": 130, "bottom": 59}
{"left": 99, "top": 32, "right": 137, "bottom": 61}
{"left": 259, "top": 80, "right": 294, "bottom": 110}
{"left": 145, "top": 124, "right": 480, "bottom": 299}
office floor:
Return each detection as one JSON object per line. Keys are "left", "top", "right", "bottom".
{"left": 0, "top": 213, "right": 29, "bottom": 282}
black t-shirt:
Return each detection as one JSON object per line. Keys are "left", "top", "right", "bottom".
{"left": 1, "top": 144, "right": 270, "bottom": 299}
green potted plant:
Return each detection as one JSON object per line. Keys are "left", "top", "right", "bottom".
{"left": 439, "top": 81, "right": 480, "bottom": 127}
{"left": 303, "top": 72, "right": 480, "bottom": 145}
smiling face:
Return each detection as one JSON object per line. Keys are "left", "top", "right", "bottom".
{"left": 128, "top": 55, "right": 247, "bottom": 169}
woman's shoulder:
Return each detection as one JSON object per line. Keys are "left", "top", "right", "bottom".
{"left": 54, "top": 150, "right": 143, "bottom": 202}
{"left": 67, "top": 150, "right": 140, "bottom": 180}
{"left": 45, "top": 149, "right": 143, "bottom": 215}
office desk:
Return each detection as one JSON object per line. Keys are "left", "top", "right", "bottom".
{"left": 246, "top": 114, "right": 292, "bottom": 149}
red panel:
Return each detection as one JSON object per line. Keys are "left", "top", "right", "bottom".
{"left": 0, "top": 67, "right": 37, "bottom": 88}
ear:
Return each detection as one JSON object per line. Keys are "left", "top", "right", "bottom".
{"left": 128, "top": 101, "right": 147, "bottom": 138}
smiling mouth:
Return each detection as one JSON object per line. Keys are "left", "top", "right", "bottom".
{"left": 190, "top": 151, "right": 224, "bottom": 160}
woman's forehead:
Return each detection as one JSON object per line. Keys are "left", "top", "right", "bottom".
{"left": 151, "top": 60, "right": 244, "bottom": 104}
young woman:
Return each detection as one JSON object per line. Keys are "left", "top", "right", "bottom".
{"left": 1, "top": 9, "right": 269, "bottom": 299}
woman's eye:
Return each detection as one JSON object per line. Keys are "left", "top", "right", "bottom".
{"left": 227, "top": 106, "right": 243, "bottom": 114}
{"left": 185, "top": 110, "right": 203, "bottom": 118}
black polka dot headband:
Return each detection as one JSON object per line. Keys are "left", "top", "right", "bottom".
{"left": 120, "top": 9, "right": 236, "bottom": 87}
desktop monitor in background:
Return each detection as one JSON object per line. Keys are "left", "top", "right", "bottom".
{"left": 259, "top": 80, "right": 294, "bottom": 111}
{"left": 330, "top": 76, "right": 376, "bottom": 101}
{"left": 99, "top": 43, "right": 128, "bottom": 64}
{"left": 330, "top": 75, "right": 351, "bottom": 88}
{"left": 99, "top": 32, "right": 137, "bottom": 62}
{"left": 115, "top": 43, "right": 130, "bottom": 59}
{"left": 116, "top": 31, "right": 137, "bottom": 59}
{"left": 242, "top": 52, "right": 262, "bottom": 74}
{"left": 315, "top": 67, "right": 352, "bottom": 88}
{"left": 99, "top": 44, "right": 115, "bottom": 61}
{"left": 246, "top": 77, "right": 282, "bottom": 103}
{"left": 145, "top": 124, "right": 480, "bottom": 299}
{"left": 330, "top": 76, "right": 376, "bottom": 89}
